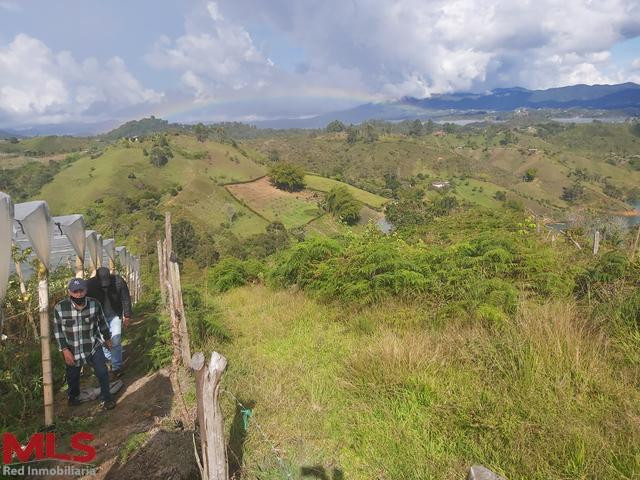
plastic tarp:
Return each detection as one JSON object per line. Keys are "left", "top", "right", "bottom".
{"left": 53, "top": 215, "right": 85, "bottom": 259}
{"left": 103, "top": 238, "right": 115, "bottom": 264}
{"left": 14, "top": 201, "right": 52, "bottom": 268}
{"left": 116, "top": 246, "right": 127, "bottom": 266}
{"left": 0, "top": 192, "right": 14, "bottom": 304}
{"left": 86, "top": 230, "right": 100, "bottom": 269}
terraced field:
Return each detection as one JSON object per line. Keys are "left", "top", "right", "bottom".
{"left": 226, "top": 177, "right": 323, "bottom": 228}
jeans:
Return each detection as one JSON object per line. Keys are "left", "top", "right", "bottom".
{"left": 66, "top": 347, "right": 112, "bottom": 402}
{"left": 103, "top": 316, "right": 123, "bottom": 371}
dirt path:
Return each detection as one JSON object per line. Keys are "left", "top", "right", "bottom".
{"left": 38, "top": 314, "right": 198, "bottom": 480}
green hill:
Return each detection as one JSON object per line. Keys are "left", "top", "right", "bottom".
{"left": 246, "top": 123, "right": 640, "bottom": 218}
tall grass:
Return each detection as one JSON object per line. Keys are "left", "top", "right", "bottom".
{"left": 210, "top": 286, "right": 639, "bottom": 479}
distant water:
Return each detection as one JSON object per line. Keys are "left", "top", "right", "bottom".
{"left": 550, "top": 117, "right": 628, "bottom": 124}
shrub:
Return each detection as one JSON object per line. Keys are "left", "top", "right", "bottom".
{"left": 208, "top": 257, "right": 264, "bottom": 292}
{"left": 268, "top": 163, "right": 305, "bottom": 191}
{"left": 324, "top": 186, "right": 361, "bottom": 224}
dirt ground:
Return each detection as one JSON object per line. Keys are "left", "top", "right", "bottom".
{"left": 33, "top": 317, "right": 199, "bottom": 480}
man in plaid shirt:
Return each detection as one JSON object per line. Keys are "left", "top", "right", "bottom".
{"left": 53, "top": 277, "right": 116, "bottom": 410}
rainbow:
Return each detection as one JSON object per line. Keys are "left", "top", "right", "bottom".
{"left": 149, "top": 87, "right": 386, "bottom": 122}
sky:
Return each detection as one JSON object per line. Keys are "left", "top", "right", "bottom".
{"left": 0, "top": 0, "right": 639, "bottom": 129}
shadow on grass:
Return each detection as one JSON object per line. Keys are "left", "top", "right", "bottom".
{"left": 301, "top": 465, "right": 344, "bottom": 480}
{"left": 228, "top": 398, "right": 256, "bottom": 479}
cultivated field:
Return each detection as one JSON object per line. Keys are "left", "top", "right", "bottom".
{"left": 226, "top": 176, "right": 323, "bottom": 228}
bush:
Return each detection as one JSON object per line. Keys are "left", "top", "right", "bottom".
{"left": 268, "top": 163, "right": 305, "bottom": 191}
{"left": 208, "top": 257, "right": 264, "bottom": 292}
{"left": 324, "top": 186, "right": 361, "bottom": 224}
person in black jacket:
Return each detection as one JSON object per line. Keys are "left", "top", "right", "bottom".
{"left": 87, "top": 267, "right": 132, "bottom": 378}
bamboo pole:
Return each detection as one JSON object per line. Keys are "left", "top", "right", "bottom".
{"left": 191, "top": 352, "right": 228, "bottom": 480}
{"left": 13, "top": 258, "right": 37, "bottom": 340}
{"left": 37, "top": 262, "right": 54, "bottom": 427}
{"left": 632, "top": 224, "right": 640, "bottom": 262}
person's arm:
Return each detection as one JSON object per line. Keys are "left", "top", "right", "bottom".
{"left": 53, "top": 304, "right": 69, "bottom": 352}
{"left": 95, "top": 301, "right": 112, "bottom": 346}
{"left": 53, "top": 304, "right": 75, "bottom": 366}
{"left": 119, "top": 276, "right": 132, "bottom": 324}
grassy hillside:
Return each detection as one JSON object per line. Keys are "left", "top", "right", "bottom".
{"left": 304, "top": 174, "right": 389, "bottom": 209}
{"left": 38, "top": 134, "right": 269, "bottom": 241}
{"left": 246, "top": 123, "right": 640, "bottom": 218}
{"left": 209, "top": 285, "right": 638, "bottom": 480}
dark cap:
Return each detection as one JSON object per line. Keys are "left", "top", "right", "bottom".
{"left": 67, "top": 278, "right": 87, "bottom": 292}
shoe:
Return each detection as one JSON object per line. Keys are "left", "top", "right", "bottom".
{"left": 68, "top": 397, "right": 82, "bottom": 407}
{"left": 101, "top": 399, "right": 116, "bottom": 410}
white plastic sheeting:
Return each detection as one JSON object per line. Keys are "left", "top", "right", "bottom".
{"left": 53, "top": 215, "right": 85, "bottom": 259}
{"left": 0, "top": 193, "right": 14, "bottom": 304}
{"left": 103, "top": 238, "right": 115, "bottom": 265}
{"left": 14, "top": 201, "right": 52, "bottom": 268}
{"left": 86, "top": 230, "right": 101, "bottom": 269}
{"left": 116, "top": 246, "right": 127, "bottom": 268}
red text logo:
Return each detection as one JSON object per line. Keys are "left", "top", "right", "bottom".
{"left": 2, "top": 432, "right": 96, "bottom": 464}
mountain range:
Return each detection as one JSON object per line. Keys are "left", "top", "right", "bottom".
{"left": 2, "top": 83, "right": 639, "bottom": 136}
{"left": 252, "top": 82, "right": 640, "bottom": 129}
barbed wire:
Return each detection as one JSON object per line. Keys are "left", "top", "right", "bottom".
{"left": 220, "top": 388, "right": 294, "bottom": 480}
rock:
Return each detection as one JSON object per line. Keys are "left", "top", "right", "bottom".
{"left": 467, "top": 465, "right": 506, "bottom": 480}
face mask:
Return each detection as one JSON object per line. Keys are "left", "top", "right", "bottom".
{"left": 70, "top": 295, "right": 86, "bottom": 306}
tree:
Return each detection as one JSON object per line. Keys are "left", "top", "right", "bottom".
{"left": 326, "top": 120, "right": 346, "bottom": 133}
{"left": 150, "top": 145, "right": 171, "bottom": 167}
{"left": 346, "top": 126, "right": 358, "bottom": 145}
{"left": 408, "top": 119, "right": 423, "bottom": 137}
{"left": 173, "top": 219, "right": 198, "bottom": 262}
{"left": 494, "top": 191, "right": 507, "bottom": 201}
{"left": 363, "top": 122, "right": 378, "bottom": 143}
{"left": 194, "top": 123, "right": 207, "bottom": 142}
{"left": 149, "top": 134, "right": 173, "bottom": 167}
{"left": 561, "top": 182, "right": 585, "bottom": 203}
{"left": 324, "top": 186, "right": 361, "bottom": 225}
{"left": 268, "top": 163, "right": 306, "bottom": 191}
{"left": 523, "top": 168, "right": 537, "bottom": 182}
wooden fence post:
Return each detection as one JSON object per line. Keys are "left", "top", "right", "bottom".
{"left": 593, "top": 230, "right": 600, "bottom": 256}
{"left": 191, "top": 352, "right": 228, "bottom": 480}
{"left": 37, "top": 262, "right": 54, "bottom": 427}
{"left": 166, "top": 280, "right": 181, "bottom": 370}
{"left": 632, "top": 224, "right": 640, "bottom": 262}
{"left": 157, "top": 239, "right": 167, "bottom": 307}
{"left": 163, "top": 212, "right": 191, "bottom": 368}
{"left": 170, "top": 261, "right": 191, "bottom": 367}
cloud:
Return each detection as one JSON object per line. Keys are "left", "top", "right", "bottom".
{"left": 218, "top": 0, "right": 640, "bottom": 97}
{"left": 0, "top": 34, "right": 162, "bottom": 127}
{"left": 0, "top": 1, "right": 20, "bottom": 12}
{"left": 146, "top": 2, "right": 275, "bottom": 100}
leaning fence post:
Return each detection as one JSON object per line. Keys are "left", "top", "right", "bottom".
{"left": 593, "top": 230, "right": 600, "bottom": 256}
{"left": 191, "top": 351, "right": 228, "bottom": 480}
{"left": 632, "top": 224, "right": 640, "bottom": 262}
